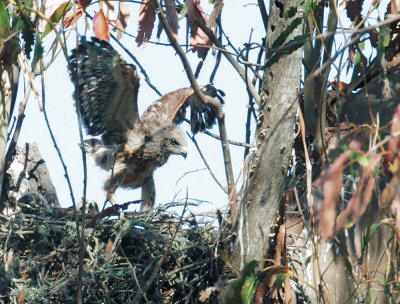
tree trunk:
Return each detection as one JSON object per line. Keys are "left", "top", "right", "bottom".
{"left": 0, "top": 39, "right": 19, "bottom": 200}
{"left": 234, "top": 0, "right": 303, "bottom": 266}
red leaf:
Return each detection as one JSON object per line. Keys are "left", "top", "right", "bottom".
{"left": 136, "top": 0, "right": 155, "bottom": 47}
{"left": 78, "top": 0, "right": 91, "bottom": 8}
{"left": 385, "top": 104, "right": 400, "bottom": 164}
{"left": 320, "top": 150, "right": 352, "bottom": 240}
{"left": 93, "top": 10, "right": 110, "bottom": 41}
{"left": 345, "top": 0, "right": 363, "bottom": 23}
{"left": 187, "top": 0, "right": 210, "bottom": 59}
{"left": 63, "top": 9, "right": 83, "bottom": 28}
{"left": 337, "top": 153, "right": 382, "bottom": 232}
{"left": 391, "top": 196, "right": 400, "bottom": 242}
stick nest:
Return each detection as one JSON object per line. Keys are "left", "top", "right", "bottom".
{"left": 0, "top": 198, "right": 234, "bottom": 303}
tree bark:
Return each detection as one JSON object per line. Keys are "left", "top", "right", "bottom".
{"left": 0, "top": 39, "right": 19, "bottom": 200}
{"left": 234, "top": 0, "right": 303, "bottom": 266}
{"left": 3, "top": 143, "right": 59, "bottom": 210}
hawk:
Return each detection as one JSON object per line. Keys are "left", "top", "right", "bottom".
{"left": 69, "top": 37, "right": 223, "bottom": 211}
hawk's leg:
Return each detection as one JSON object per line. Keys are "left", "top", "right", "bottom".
{"left": 141, "top": 176, "right": 155, "bottom": 211}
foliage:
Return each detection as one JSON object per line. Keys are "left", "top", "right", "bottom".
{"left": 3, "top": 0, "right": 400, "bottom": 303}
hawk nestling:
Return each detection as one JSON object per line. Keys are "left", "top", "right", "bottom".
{"left": 69, "top": 37, "right": 222, "bottom": 211}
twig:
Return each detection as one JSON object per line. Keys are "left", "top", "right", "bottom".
{"left": 257, "top": 0, "right": 269, "bottom": 34}
{"left": 154, "top": 0, "right": 236, "bottom": 200}
{"left": 203, "top": 130, "right": 251, "bottom": 148}
{"left": 110, "top": 32, "right": 162, "bottom": 97}
{"left": 187, "top": 133, "right": 227, "bottom": 193}
{"left": 5, "top": 85, "right": 31, "bottom": 166}
{"left": 195, "top": 20, "right": 261, "bottom": 105}
{"left": 17, "top": 51, "right": 43, "bottom": 110}
{"left": 132, "top": 191, "right": 190, "bottom": 303}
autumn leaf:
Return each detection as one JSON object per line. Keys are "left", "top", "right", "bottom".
{"left": 105, "top": 238, "right": 113, "bottom": 260}
{"left": 136, "top": 0, "right": 155, "bottom": 47}
{"left": 63, "top": 8, "right": 83, "bottom": 28}
{"left": 187, "top": 0, "right": 210, "bottom": 59}
{"left": 99, "top": 0, "right": 117, "bottom": 27}
{"left": 43, "top": 1, "right": 73, "bottom": 36}
{"left": 345, "top": 0, "right": 364, "bottom": 23}
{"left": 198, "top": 286, "right": 217, "bottom": 302}
{"left": 40, "top": 0, "right": 64, "bottom": 32}
{"left": 385, "top": 104, "right": 400, "bottom": 165}
{"left": 17, "top": 291, "right": 24, "bottom": 304}
{"left": 320, "top": 150, "right": 352, "bottom": 240}
{"left": 79, "top": 0, "right": 92, "bottom": 8}
{"left": 93, "top": 10, "right": 110, "bottom": 41}
{"left": 336, "top": 153, "right": 382, "bottom": 232}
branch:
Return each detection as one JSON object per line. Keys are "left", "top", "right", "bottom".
{"left": 195, "top": 20, "right": 261, "bottom": 105}
{"left": 154, "top": 0, "right": 237, "bottom": 201}
{"left": 5, "top": 86, "right": 31, "bottom": 167}
{"left": 187, "top": 133, "right": 227, "bottom": 193}
{"left": 110, "top": 31, "right": 162, "bottom": 97}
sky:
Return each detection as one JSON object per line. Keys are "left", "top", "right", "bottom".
{"left": 12, "top": 0, "right": 389, "bottom": 216}
{"left": 13, "top": 1, "right": 265, "bottom": 215}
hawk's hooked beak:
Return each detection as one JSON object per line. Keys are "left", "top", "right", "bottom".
{"left": 181, "top": 147, "right": 187, "bottom": 159}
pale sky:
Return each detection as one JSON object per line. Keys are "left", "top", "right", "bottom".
{"left": 14, "top": 1, "right": 265, "bottom": 215}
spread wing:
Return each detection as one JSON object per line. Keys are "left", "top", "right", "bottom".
{"left": 69, "top": 37, "right": 140, "bottom": 145}
{"left": 140, "top": 84, "right": 224, "bottom": 134}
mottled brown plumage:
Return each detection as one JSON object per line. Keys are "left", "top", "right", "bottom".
{"left": 69, "top": 37, "right": 222, "bottom": 210}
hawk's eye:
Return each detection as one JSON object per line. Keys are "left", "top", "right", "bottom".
{"left": 170, "top": 139, "right": 179, "bottom": 146}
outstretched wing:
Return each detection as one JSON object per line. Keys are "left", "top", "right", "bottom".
{"left": 140, "top": 84, "right": 224, "bottom": 134}
{"left": 69, "top": 37, "right": 140, "bottom": 145}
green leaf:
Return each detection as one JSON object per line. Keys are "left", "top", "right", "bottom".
{"left": 43, "top": 1, "right": 73, "bottom": 37}
{"left": 272, "top": 272, "right": 286, "bottom": 289}
{"left": 180, "top": 2, "right": 187, "bottom": 16}
{"left": 240, "top": 260, "right": 258, "bottom": 279}
{"left": 21, "top": 17, "right": 35, "bottom": 59}
{"left": 31, "top": 35, "right": 44, "bottom": 70}
{"left": 0, "top": 0, "right": 10, "bottom": 38}
{"left": 271, "top": 17, "right": 302, "bottom": 49}
{"left": 305, "top": 255, "right": 312, "bottom": 267}
{"left": 355, "top": 153, "right": 369, "bottom": 167}
{"left": 283, "top": 6, "right": 297, "bottom": 20}
{"left": 266, "top": 33, "right": 307, "bottom": 68}
{"left": 240, "top": 274, "right": 256, "bottom": 304}
{"left": 377, "top": 25, "right": 390, "bottom": 62}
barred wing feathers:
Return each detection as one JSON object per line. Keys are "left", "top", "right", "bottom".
{"left": 69, "top": 37, "right": 140, "bottom": 145}
{"left": 140, "top": 84, "right": 224, "bottom": 134}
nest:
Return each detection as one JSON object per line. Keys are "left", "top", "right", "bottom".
{"left": 0, "top": 197, "right": 234, "bottom": 303}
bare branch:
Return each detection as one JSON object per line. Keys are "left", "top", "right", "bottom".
{"left": 154, "top": 0, "right": 237, "bottom": 202}
{"left": 195, "top": 20, "right": 261, "bottom": 105}
{"left": 187, "top": 133, "right": 227, "bottom": 193}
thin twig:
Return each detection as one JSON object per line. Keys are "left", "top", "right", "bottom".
{"left": 5, "top": 85, "right": 31, "bottom": 166}
{"left": 196, "top": 20, "right": 261, "bottom": 105}
{"left": 110, "top": 32, "right": 162, "bottom": 97}
{"left": 203, "top": 130, "right": 251, "bottom": 148}
{"left": 187, "top": 132, "right": 227, "bottom": 193}
{"left": 132, "top": 191, "right": 190, "bottom": 303}
{"left": 154, "top": 0, "right": 236, "bottom": 200}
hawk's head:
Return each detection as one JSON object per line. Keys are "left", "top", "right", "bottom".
{"left": 150, "top": 125, "right": 187, "bottom": 159}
